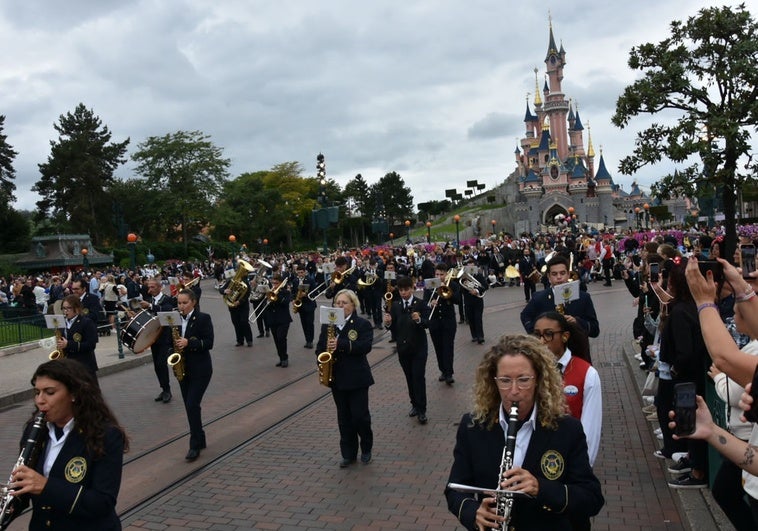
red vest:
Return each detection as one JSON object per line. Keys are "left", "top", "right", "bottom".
{"left": 562, "top": 356, "right": 591, "bottom": 419}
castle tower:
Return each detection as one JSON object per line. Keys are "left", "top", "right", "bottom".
{"left": 543, "top": 20, "right": 570, "bottom": 161}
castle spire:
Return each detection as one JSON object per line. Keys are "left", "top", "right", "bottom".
{"left": 587, "top": 123, "right": 595, "bottom": 158}
{"left": 533, "top": 68, "right": 542, "bottom": 106}
{"left": 545, "top": 11, "right": 559, "bottom": 62}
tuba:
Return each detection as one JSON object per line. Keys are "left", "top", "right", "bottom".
{"left": 223, "top": 259, "right": 254, "bottom": 307}
{"left": 167, "top": 322, "right": 185, "bottom": 382}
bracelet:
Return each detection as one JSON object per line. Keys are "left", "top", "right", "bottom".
{"left": 696, "top": 302, "right": 718, "bottom": 314}
{"left": 736, "top": 291, "right": 756, "bottom": 303}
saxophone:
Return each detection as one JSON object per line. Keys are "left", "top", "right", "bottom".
{"left": 292, "top": 284, "right": 307, "bottom": 313}
{"left": 317, "top": 322, "right": 336, "bottom": 387}
{"left": 49, "top": 328, "right": 66, "bottom": 360}
{"left": 497, "top": 402, "right": 520, "bottom": 529}
{"left": 0, "top": 411, "right": 46, "bottom": 530}
{"left": 167, "top": 325, "right": 185, "bottom": 382}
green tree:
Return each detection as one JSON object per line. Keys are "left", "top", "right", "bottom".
{"left": 344, "top": 173, "right": 371, "bottom": 217}
{"left": 34, "top": 104, "right": 129, "bottom": 244}
{"left": 0, "top": 208, "right": 30, "bottom": 252}
{"left": 109, "top": 178, "right": 164, "bottom": 240}
{"left": 368, "top": 171, "right": 413, "bottom": 228}
{"left": 0, "top": 115, "right": 18, "bottom": 210}
{"left": 612, "top": 3, "right": 758, "bottom": 258}
{"left": 132, "top": 130, "right": 230, "bottom": 256}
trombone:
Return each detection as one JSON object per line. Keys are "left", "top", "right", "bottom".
{"left": 428, "top": 269, "right": 456, "bottom": 319}
{"left": 332, "top": 264, "right": 356, "bottom": 285}
{"left": 249, "top": 277, "right": 289, "bottom": 323}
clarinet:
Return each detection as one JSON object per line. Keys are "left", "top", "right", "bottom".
{"left": 0, "top": 411, "right": 46, "bottom": 530}
{"left": 496, "top": 402, "right": 519, "bottom": 530}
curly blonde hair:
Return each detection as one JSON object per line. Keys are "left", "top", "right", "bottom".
{"left": 471, "top": 334, "right": 567, "bottom": 430}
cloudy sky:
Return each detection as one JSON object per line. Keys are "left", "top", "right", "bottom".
{"left": 0, "top": 0, "right": 738, "bottom": 213}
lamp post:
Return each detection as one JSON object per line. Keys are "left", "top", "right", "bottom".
{"left": 405, "top": 220, "right": 411, "bottom": 244}
{"left": 426, "top": 221, "right": 432, "bottom": 244}
{"left": 454, "top": 214, "right": 461, "bottom": 250}
{"left": 317, "top": 153, "right": 328, "bottom": 252}
{"left": 80, "top": 248, "right": 89, "bottom": 272}
{"left": 643, "top": 203, "right": 650, "bottom": 230}
{"left": 634, "top": 207, "right": 641, "bottom": 230}
{"left": 228, "top": 235, "right": 236, "bottom": 260}
{"left": 127, "top": 233, "right": 137, "bottom": 270}
{"left": 491, "top": 219, "right": 496, "bottom": 237}
{"left": 567, "top": 207, "right": 576, "bottom": 234}
{"left": 389, "top": 232, "right": 395, "bottom": 247}
{"left": 263, "top": 238, "right": 269, "bottom": 255}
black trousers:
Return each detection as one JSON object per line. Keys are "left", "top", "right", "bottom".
{"left": 465, "top": 299, "right": 484, "bottom": 340}
{"left": 331, "top": 386, "right": 373, "bottom": 460}
{"left": 179, "top": 366, "right": 212, "bottom": 450}
{"left": 429, "top": 319, "right": 456, "bottom": 377}
{"left": 151, "top": 343, "right": 171, "bottom": 392}
{"left": 270, "top": 323, "right": 290, "bottom": 361}
{"left": 398, "top": 349, "right": 427, "bottom": 414}
{"left": 298, "top": 309, "right": 315, "bottom": 344}
{"left": 713, "top": 457, "right": 757, "bottom": 531}
{"left": 228, "top": 307, "right": 252, "bottom": 344}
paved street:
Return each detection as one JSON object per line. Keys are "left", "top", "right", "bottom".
{"left": 0, "top": 278, "right": 732, "bottom": 530}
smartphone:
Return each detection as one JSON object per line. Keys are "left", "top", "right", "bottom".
{"left": 700, "top": 248, "right": 711, "bottom": 259}
{"left": 649, "top": 262, "right": 659, "bottom": 283}
{"left": 673, "top": 382, "right": 697, "bottom": 436}
{"left": 741, "top": 244, "right": 756, "bottom": 280}
{"left": 698, "top": 260, "right": 724, "bottom": 284}
{"left": 743, "top": 364, "right": 758, "bottom": 423}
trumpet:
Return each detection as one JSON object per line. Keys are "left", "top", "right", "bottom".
{"left": 49, "top": 328, "right": 66, "bottom": 360}
{"left": 179, "top": 276, "right": 200, "bottom": 290}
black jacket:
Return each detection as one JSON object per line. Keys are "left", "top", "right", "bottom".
{"left": 315, "top": 313, "right": 374, "bottom": 390}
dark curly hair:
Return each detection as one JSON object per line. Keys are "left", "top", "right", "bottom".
{"left": 31, "top": 359, "right": 129, "bottom": 458}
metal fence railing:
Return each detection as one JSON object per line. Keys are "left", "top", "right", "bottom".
{"left": 0, "top": 308, "right": 52, "bottom": 348}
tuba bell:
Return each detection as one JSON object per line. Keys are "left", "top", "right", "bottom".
{"left": 223, "top": 259, "right": 255, "bottom": 307}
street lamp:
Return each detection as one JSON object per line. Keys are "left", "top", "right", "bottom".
{"left": 491, "top": 219, "right": 496, "bottom": 236}
{"left": 228, "top": 235, "right": 236, "bottom": 259}
{"left": 634, "top": 207, "right": 641, "bottom": 230}
{"left": 454, "top": 214, "right": 461, "bottom": 250}
{"left": 81, "top": 248, "right": 89, "bottom": 272}
{"left": 127, "top": 233, "right": 137, "bottom": 270}
{"left": 389, "top": 232, "right": 395, "bottom": 246}
{"left": 643, "top": 203, "right": 650, "bottom": 230}
{"left": 426, "top": 221, "right": 432, "bottom": 244}
{"left": 263, "top": 238, "right": 269, "bottom": 255}
{"left": 405, "top": 220, "right": 411, "bottom": 243}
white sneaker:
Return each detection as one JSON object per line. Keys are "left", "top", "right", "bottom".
{"left": 672, "top": 452, "right": 688, "bottom": 462}
{"left": 634, "top": 353, "right": 643, "bottom": 361}
{"left": 656, "top": 432, "right": 663, "bottom": 440}
{"left": 643, "top": 396, "right": 655, "bottom": 406}
{"left": 654, "top": 428, "right": 662, "bottom": 435}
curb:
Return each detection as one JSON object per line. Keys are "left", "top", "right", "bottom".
{"left": 621, "top": 338, "right": 734, "bottom": 531}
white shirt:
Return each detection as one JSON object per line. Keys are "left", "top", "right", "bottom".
{"left": 43, "top": 418, "right": 74, "bottom": 477}
{"left": 499, "top": 403, "right": 537, "bottom": 469}
{"left": 557, "top": 348, "right": 602, "bottom": 466}
{"left": 181, "top": 310, "right": 193, "bottom": 337}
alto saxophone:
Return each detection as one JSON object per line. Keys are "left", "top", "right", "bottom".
{"left": 497, "top": 402, "right": 520, "bottom": 529}
{"left": 317, "top": 323, "right": 336, "bottom": 387}
{"left": 49, "top": 328, "right": 66, "bottom": 360}
{"left": 0, "top": 411, "right": 46, "bottom": 530}
{"left": 167, "top": 325, "right": 186, "bottom": 382}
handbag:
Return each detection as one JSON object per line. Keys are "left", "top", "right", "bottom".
{"left": 644, "top": 314, "right": 658, "bottom": 335}
{"left": 642, "top": 371, "right": 658, "bottom": 396}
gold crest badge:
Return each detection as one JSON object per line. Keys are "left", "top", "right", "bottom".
{"left": 348, "top": 329, "right": 358, "bottom": 341}
{"left": 72, "top": 333, "right": 82, "bottom": 342}
{"left": 82, "top": 308, "right": 89, "bottom": 315}
{"left": 540, "top": 450, "right": 565, "bottom": 480}
{"left": 64, "top": 457, "right": 87, "bottom": 483}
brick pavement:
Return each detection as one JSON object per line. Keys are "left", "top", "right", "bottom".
{"left": 0, "top": 280, "right": 731, "bottom": 530}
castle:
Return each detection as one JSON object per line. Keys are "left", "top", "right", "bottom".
{"left": 495, "top": 21, "right": 693, "bottom": 235}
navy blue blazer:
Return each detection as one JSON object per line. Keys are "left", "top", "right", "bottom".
{"left": 445, "top": 413, "right": 604, "bottom": 531}
{"left": 387, "top": 295, "right": 429, "bottom": 356}
{"left": 64, "top": 315, "right": 99, "bottom": 375}
{"left": 78, "top": 293, "right": 102, "bottom": 325}
{"left": 520, "top": 287, "right": 600, "bottom": 338}
{"left": 181, "top": 310, "right": 214, "bottom": 377}
{"left": 19, "top": 423, "right": 124, "bottom": 531}
{"left": 315, "top": 313, "right": 374, "bottom": 391}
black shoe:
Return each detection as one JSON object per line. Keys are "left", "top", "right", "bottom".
{"left": 360, "top": 452, "right": 372, "bottom": 464}
{"left": 668, "top": 457, "right": 692, "bottom": 474}
{"left": 247, "top": 342, "right": 253, "bottom": 347}
{"left": 477, "top": 339, "right": 485, "bottom": 344}
{"left": 304, "top": 343, "right": 313, "bottom": 348}
{"left": 408, "top": 406, "right": 418, "bottom": 417}
{"left": 446, "top": 376, "right": 455, "bottom": 385}
{"left": 281, "top": 359, "right": 289, "bottom": 368}
{"left": 235, "top": 342, "right": 243, "bottom": 346}
{"left": 339, "top": 458, "right": 356, "bottom": 468}
{"left": 257, "top": 334, "right": 265, "bottom": 338}
{"left": 154, "top": 392, "right": 165, "bottom": 402}
{"left": 667, "top": 473, "right": 706, "bottom": 489}
{"left": 471, "top": 338, "right": 478, "bottom": 342}
{"left": 458, "top": 320, "right": 465, "bottom": 324}
{"left": 438, "top": 374, "right": 446, "bottom": 382}
{"left": 418, "top": 413, "right": 428, "bottom": 425}
{"left": 161, "top": 391, "right": 172, "bottom": 403}
{"left": 185, "top": 448, "right": 200, "bottom": 461}
{"left": 265, "top": 331, "right": 270, "bottom": 337}
{"left": 388, "top": 338, "right": 396, "bottom": 343}
{"left": 275, "top": 361, "right": 283, "bottom": 367}
{"left": 603, "top": 282, "right": 612, "bottom": 287}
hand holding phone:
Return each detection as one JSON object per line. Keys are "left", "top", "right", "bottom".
{"left": 741, "top": 245, "right": 756, "bottom": 280}
{"left": 673, "top": 382, "right": 697, "bottom": 436}
{"left": 649, "top": 262, "right": 659, "bottom": 283}
{"left": 742, "top": 365, "right": 758, "bottom": 423}
{"left": 697, "top": 260, "right": 724, "bottom": 284}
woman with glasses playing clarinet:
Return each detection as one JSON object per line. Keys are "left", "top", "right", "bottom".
{"left": 444, "top": 334, "right": 603, "bottom": 531}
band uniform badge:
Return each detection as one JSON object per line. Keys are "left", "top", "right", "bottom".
{"left": 65, "top": 457, "right": 87, "bottom": 483}
{"left": 540, "top": 450, "right": 565, "bottom": 480}
{"left": 82, "top": 308, "right": 89, "bottom": 315}
{"left": 348, "top": 329, "right": 358, "bottom": 341}
{"left": 72, "top": 333, "right": 82, "bottom": 342}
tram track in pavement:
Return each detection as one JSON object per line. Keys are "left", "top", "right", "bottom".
{"left": 117, "top": 332, "right": 396, "bottom": 522}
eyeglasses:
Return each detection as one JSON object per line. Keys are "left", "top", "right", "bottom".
{"left": 61, "top": 306, "right": 72, "bottom": 310}
{"left": 493, "top": 376, "right": 536, "bottom": 390}
{"left": 532, "top": 330, "right": 562, "bottom": 341}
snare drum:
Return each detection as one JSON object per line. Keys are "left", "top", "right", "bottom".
{"left": 121, "top": 310, "right": 161, "bottom": 353}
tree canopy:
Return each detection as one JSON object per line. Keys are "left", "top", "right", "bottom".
{"left": 0, "top": 115, "right": 18, "bottom": 210}
{"left": 612, "top": 3, "right": 758, "bottom": 257}
{"left": 33, "top": 103, "right": 129, "bottom": 244}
